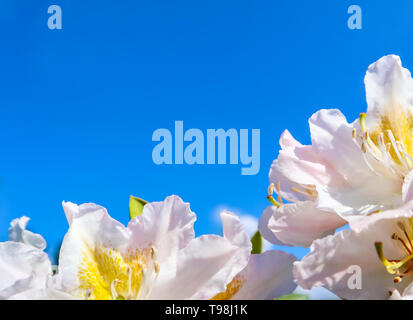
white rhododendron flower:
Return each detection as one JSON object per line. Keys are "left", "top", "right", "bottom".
{"left": 260, "top": 55, "right": 413, "bottom": 247}
{"left": 294, "top": 199, "right": 413, "bottom": 300}
{"left": 9, "top": 195, "right": 261, "bottom": 300}
{"left": 7, "top": 195, "right": 297, "bottom": 300}
{"left": 0, "top": 216, "right": 53, "bottom": 299}
{"left": 0, "top": 242, "right": 52, "bottom": 299}
{"left": 8, "top": 216, "right": 47, "bottom": 250}
{"left": 0, "top": 217, "right": 51, "bottom": 299}
{"left": 55, "top": 195, "right": 251, "bottom": 300}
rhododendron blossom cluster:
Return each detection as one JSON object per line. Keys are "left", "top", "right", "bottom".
{"left": 2, "top": 54, "right": 413, "bottom": 300}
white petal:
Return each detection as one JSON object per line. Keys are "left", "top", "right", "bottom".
{"left": 0, "top": 242, "right": 51, "bottom": 299}
{"left": 270, "top": 129, "right": 342, "bottom": 202}
{"left": 315, "top": 176, "right": 401, "bottom": 217}
{"left": 62, "top": 201, "right": 81, "bottom": 226}
{"left": 258, "top": 206, "right": 284, "bottom": 246}
{"left": 231, "top": 250, "right": 297, "bottom": 300}
{"left": 58, "top": 202, "right": 130, "bottom": 293}
{"left": 294, "top": 207, "right": 413, "bottom": 299}
{"left": 267, "top": 201, "right": 346, "bottom": 247}
{"left": 8, "top": 216, "right": 46, "bottom": 250}
{"left": 309, "top": 109, "right": 371, "bottom": 185}
{"left": 127, "top": 195, "right": 196, "bottom": 264}
{"left": 364, "top": 55, "right": 413, "bottom": 127}
{"left": 151, "top": 211, "right": 251, "bottom": 300}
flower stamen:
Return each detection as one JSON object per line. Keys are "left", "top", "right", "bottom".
{"left": 267, "top": 183, "right": 281, "bottom": 207}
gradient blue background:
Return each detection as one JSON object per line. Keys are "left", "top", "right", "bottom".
{"left": 0, "top": 0, "right": 412, "bottom": 262}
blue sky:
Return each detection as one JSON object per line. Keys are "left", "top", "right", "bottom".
{"left": 0, "top": 0, "right": 413, "bottom": 262}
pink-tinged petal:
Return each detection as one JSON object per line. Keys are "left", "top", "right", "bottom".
{"left": 258, "top": 206, "right": 285, "bottom": 246}
{"left": 294, "top": 207, "right": 413, "bottom": 299}
{"left": 364, "top": 55, "right": 413, "bottom": 127}
{"left": 8, "top": 216, "right": 46, "bottom": 250}
{"left": 266, "top": 201, "right": 346, "bottom": 247}
{"left": 309, "top": 109, "right": 371, "bottom": 185}
{"left": 231, "top": 250, "right": 297, "bottom": 300}
{"left": 270, "top": 129, "right": 342, "bottom": 203}
{"left": 279, "top": 129, "right": 302, "bottom": 149}
{"left": 127, "top": 195, "right": 196, "bottom": 264}
{"left": 315, "top": 175, "right": 401, "bottom": 217}
{"left": 58, "top": 202, "right": 130, "bottom": 293}
{"left": 0, "top": 242, "right": 51, "bottom": 299}
{"left": 150, "top": 211, "right": 251, "bottom": 300}
{"left": 349, "top": 200, "right": 413, "bottom": 232}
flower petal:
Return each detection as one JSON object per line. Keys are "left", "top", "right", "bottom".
{"left": 364, "top": 55, "right": 413, "bottom": 128}
{"left": 270, "top": 129, "right": 341, "bottom": 202}
{"left": 0, "top": 242, "right": 51, "bottom": 299}
{"left": 58, "top": 202, "right": 130, "bottom": 293}
{"left": 127, "top": 195, "right": 196, "bottom": 264}
{"left": 266, "top": 202, "right": 346, "bottom": 247}
{"left": 258, "top": 206, "right": 284, "bottom": 246}
{"left": 8, "top": 216, "right": 46, "bottom": 250}
{"left": 150, "top": 211, "right": 251, "bottom": 300}
{"left": 230, "top": 250, "right": 297, "bottom": 300}
{"left": 294, "top": 206, "right": 413, "bottom": 299}
{"left": 309, "top": 109, "right": 368, "bottom": 185}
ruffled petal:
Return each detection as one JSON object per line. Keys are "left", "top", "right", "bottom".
{"left": 58, "top": 202, "right": 130, "bottom": 294}
{"left": 364, "top": 55, "right": 413, "bottom": 128}
{"left": 8, "top": 216, "right": 46, "bottom": 250}
{"left": 150, "top": 211, "right": 251, "bottom": 300}
{"left": 270, "top": 129, "right": 341, "bottom": 202}
{"left": 127, "top": 195, "right": 196, "bottom": 264}
{"left": 258, "top": 206, "right": 284, "bottom": 246}
{"left": 0, "top": 242, "right": 51, "bottom": 299}
{"left": 230, "top": 250, "right": 297, "bottom": 300}
{"left": 294, "top": 206, "right": 413, "bottom": 299}
{"left": 266, "top": 202, "right": 346, "bottom": 247}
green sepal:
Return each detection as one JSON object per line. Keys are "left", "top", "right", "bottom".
{"left": 129, "top": 195, "right": 148, "bottom": 220}
{"left": 251, "top": 230, "right": 263, "bottom": 254}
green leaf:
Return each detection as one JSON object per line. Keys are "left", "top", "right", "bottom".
{"left": 277, "top": 293, "right": 309, "bottom": 300}
{"left": 250, "top": 230, "right": 263, "bottom": 254}
{"left": 129, "top": 195, "right": 148, "bottom": 220}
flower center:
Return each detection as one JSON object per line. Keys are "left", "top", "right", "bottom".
{"left": 77, "top": 245, "right": 159, "bottom": 300}
{"left": 354, "top": 111, "right": 413, "bottom": 179}
{"left": 266, "top": 181, "right": 317, "bottom": 207}
{"left": 375, "top": 219, "right": 413, "bottom": 284}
